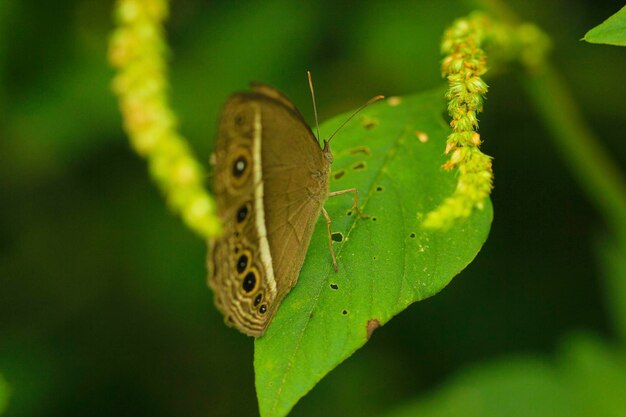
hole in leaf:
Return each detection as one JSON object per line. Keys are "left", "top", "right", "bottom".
{"left": 331, "top": 232, "right": 343, "bottom": 242}
{"left": 330, "top": 283, "right": 339, "bottom": 290}
{"left": 346, "top": 210, "right": 353, "bottom": 216}
{"left": 333, "top": 170, "right": 346, "bottom": 180}
{"left": 352, "top": 162, "right": 367, "bottom": 171}
{"left": 342, "top": 310, "right": 348, "bottom": 315}
{"left": 372, "top": 217, "right": 377, "bottom": 221}
{"left": 376, "top": 186, "right": 383, "bottom": 191}
{"left": 410, "top": 233, "right": 416, "bottom": 238}
{"left": 348, "top": 146, "right": 371, "bottom": 156}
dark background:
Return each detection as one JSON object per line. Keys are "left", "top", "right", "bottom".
{"left": 1, "top": 0, "right": 625, "bottom": 416}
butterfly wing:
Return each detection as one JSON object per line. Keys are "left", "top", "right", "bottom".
{"left": 208, "top": 94, "right": 274, "bottom": 336}
{"left": 253, "top": 87, "right": 331, "bottom": 301}
{"left": 208, "top": 85, "right": 330, "bottom": 337}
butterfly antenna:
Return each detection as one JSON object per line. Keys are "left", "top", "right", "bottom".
{"left": 307, "top": 71, "right": 322, "bottom": 141}
{"left": 326, "top": 94, "right": 385, "bottom": 144}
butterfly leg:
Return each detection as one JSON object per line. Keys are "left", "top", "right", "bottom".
{"left": 328, "top": 188, "right": 369, "bottom": 218}
{"left": 321, "top": 207, "right": 339, "bottom": 272}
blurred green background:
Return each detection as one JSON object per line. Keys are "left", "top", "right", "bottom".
{"left": 1, "top": 0, "right": 625, "bottom": 416}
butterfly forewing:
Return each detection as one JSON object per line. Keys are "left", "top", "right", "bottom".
{"left": 256, "top": 95, "right": 330, "bottom": 301}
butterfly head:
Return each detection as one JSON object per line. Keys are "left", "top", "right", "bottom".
{"left": 322, "top": 140, "right": 334, "bottom": 164}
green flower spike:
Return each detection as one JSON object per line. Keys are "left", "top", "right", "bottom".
{"left": 424, "top": 12, "right": 549, "bottom": 229}
{"left": 109, "top": 0, "right": 221, "bottom": 238}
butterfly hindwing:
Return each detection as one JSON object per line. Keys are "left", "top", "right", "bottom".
{"left": 208, "top": 97, "right": 276, "bottom": 336}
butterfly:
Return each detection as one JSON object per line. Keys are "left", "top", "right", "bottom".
{"left": 207, "top": 76, "right": 382, "bottom": 336}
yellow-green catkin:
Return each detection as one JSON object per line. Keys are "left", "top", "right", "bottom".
{"left": 108, "top": 0, "right": 221, "bottom": 237}
{"left": 423, "top": 12, "right": 549, "bottom": 229}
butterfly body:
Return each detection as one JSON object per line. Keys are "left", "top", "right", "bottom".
{"left": 208, "top": 84, "right": 332, "bottom": 337}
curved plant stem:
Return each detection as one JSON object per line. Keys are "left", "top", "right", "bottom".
{"left": 524, "top": 66, "right": 626, "bottom": 243}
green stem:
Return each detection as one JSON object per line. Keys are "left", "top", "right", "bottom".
{"left": 523, "top": 64, "right": 626, "bottom": 242}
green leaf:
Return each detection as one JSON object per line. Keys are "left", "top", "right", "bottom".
{"left": 254, "top": 90, "right": 493, "bottom": 417}
{"left": 381, "top": 357, "right": 579, "bottom": 417}
{"left": 559, "top": 334, "right": 626, "bottom": 417}
{"left": 378, "top": 335, "right": 626, "bottom": 417}
{"left": 583, "top": 5, "right": 626, "bottom": 46}
{"left": 0, "top": 374, "right": 9, "bottom": 416}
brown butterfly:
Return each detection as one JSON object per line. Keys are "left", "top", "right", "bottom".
{"left": 207, "top": 75, "right": 382, "bottom": 336}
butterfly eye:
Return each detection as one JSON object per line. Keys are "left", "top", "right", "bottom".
{"left": 236, "top": 203, "right": 250, "bottom": 223}
{"left": 253, "top": 293, "right": 263, "bottom": 306}
{"left": 232, "top": 156, "right": 247, "bottom": 177}
{"left": 236, "top": 254, "right": 249, "bottom": 274}
{"left": 227, "top": 147, "right": 253, "bottom": 189}
{"left": 242, "top": 270, "right": 258, "bottom": 293}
